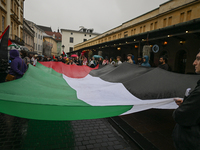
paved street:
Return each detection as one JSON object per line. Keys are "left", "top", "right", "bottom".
{"left": 0, "top": 113, "right": 140, "bottom": 150}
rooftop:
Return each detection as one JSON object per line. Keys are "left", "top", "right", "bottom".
{"left": 37, "top": 25, "right": 52, "bottom": 32}
{"left": 61, "top": 28, "right": 100, "bottom": 35}
{"left": 45, "top": 31, "right": 62, "bottom": 42}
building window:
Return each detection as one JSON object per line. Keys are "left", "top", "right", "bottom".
{"left": 70, "top": 37, "right": 74, "bottom": 43}
{"left": 150, "top": 23, "right": 153, "bottom": 31}
{"left": 83, "top": 39, "right": 87, "bottom": 42}
{"left": 69, "top": 47, "right": 73, "bottom": 52}
{"left": 34, "top": 43, "right": 35, "bottom": 49}
{"left": 140, "top": 26, "right": 142, "bottom": 33}
{"left": 38, "top": 45, "right": 40, "bottom": 51}
{"left": 118, "top": 33, "right": 121, "bottom": 39}
{"left": 36, "top": 44, "right": 37, "bottom": 50}
{"left": 143, "top": 25, "right": 146, "bottom": 32}
{"left": 11, "top": 22, "right": 13, "bottom": 35}
{"left": 17, "top": 27, "right": 18, "bottom": 36}
{"left": 124, "top": 31, "right": 128, "bottom": 37}
{"left": 168, "top": 17, "right": 172, "bottom": 26}
{"left": 113, "top": 35, "right": 116, "bottom": 40}
{"left": 36, "top": 33, "right": 37, "bottom": 38}
{"left": 11, "top": 0, "right": 13, "bottom": 10}
{"left": 38, "top": 34, "right": 40, "bottom": 39}
{"left": 84, "top": 34, "right": 86, "bottom": 36}
{"left": 154, "top": 21, "right": 158, "bottom": 29}
{"left": 180, "top": 12, "right": 185, "bottom": 23}
{"left": 90, "top": 35, "right": 91, "bottom": 37}
{"left": 2, "top": 16, "right": 5, "bottom": 32}
{"left": 163, "top": 18, "right": 167, "bottom": 27}
{"left": 186, "top": 10, "right": 192, "bottom": 21}
{"left": 134, "top": 29, "right": 136, "bottom": 35}
{"left": 14, "top": 3, "right": 16, "bottom": 14}
{"left": 71, "top": 33, "right": 73, "bottom": 35}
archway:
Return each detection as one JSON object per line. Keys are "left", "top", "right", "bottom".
{"left": 175, "top": 50, "right": 187, "bottom": 74}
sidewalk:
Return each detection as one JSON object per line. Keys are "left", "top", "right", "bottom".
{"left": 0, "top": 113, "right": 140, "bottom": 150}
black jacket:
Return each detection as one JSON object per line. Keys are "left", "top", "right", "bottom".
{"left": 158, "top": 63, "right": 169, "bottom": 71}
{"left": 173, "top": 80, "right": 200, "bottom": 150}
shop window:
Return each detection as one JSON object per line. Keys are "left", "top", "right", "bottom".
{"left": 186, "top": 10, "right": 192, "bottom": 21}
{"left": 175, "top": 50, "right": 187, "bottom": 74}
{"left": 180, "top": 12, "right": 185, "bottom": 23}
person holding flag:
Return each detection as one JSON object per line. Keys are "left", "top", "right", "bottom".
{"left": 173, "top": 49, "right": 200, "bottom": 149}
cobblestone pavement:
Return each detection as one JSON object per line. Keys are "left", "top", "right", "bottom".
{"left": 0, "top": 113, "right": 139, "bottom": 150}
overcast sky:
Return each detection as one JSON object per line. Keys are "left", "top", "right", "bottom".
{"left": 24, "top": 0, "right": 168, "bottom": 33}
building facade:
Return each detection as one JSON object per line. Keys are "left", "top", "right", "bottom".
{"left": 45, "top": 30, "right": 62, "bottom": 56}
{"left": 25, "top": 20, "right": 44, "bottom": 55}
{"left": 0, "top": 0, "right": 25, "bottom": 46}
{"left": 74, "top": 0, "right": 200, "bottom": 74}
{"left": 61, "top": 27, "right": 100, "bottom": 53}
{"left": 23, "top": 19, "right": 34, "bottom": 51}
{"left": 43, "top": 34, "right": 57, "bottom": 56}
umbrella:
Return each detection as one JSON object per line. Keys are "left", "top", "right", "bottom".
{"left": 71, "top": 54, "right": 78, "bottom": 57}
{"left": 93, "top": 55, "right": 103, "bottom": 59}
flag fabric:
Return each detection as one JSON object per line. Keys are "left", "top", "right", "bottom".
{"left": 0, "top": 26, "right": 10, "bottom": 59}
{"left": 0, "top": 26, "right": 12, "bottom": 46}
{"left": 0, "top": 62, "right": 199, "bottom": 121}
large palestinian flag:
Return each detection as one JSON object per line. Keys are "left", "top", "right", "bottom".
{"left": 0, "top": 62, "right": 199, "bottom": 120}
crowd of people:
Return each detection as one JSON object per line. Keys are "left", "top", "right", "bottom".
{"left": 30, "top": 53, "right": 169, "bottom": 70}
{"left": 6, "top": 49, "right": 171, "bottom": 82}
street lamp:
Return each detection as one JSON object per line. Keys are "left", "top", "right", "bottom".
{"left": 62, "top": 45, "right": 65, "bottom": 55}
{"left": 62, "top": 45, "right": 65, "bottom": 51}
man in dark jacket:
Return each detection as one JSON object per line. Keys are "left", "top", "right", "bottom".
{"left": 9, "top": 49, "right": 27, "bottom": 79}
{"left": 173, "top": 51, "right": 200, "bottom": 150}
{"left": 158, "top": 56, "right": 169, "bottom": 71}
